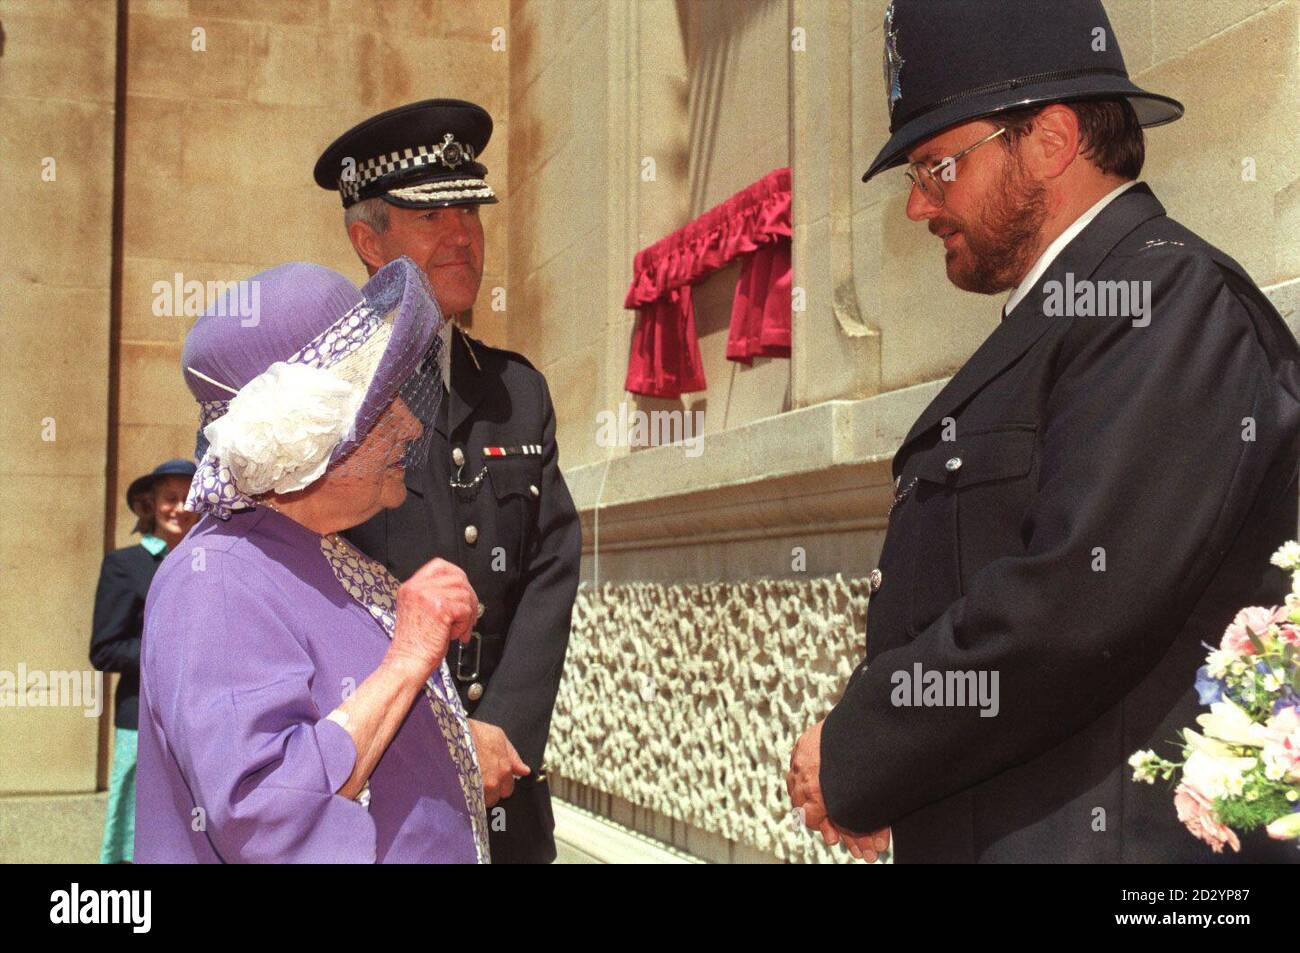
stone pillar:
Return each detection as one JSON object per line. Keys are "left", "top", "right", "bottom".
{"left": 0, "top": 0, "right": 118, "bottom": 860}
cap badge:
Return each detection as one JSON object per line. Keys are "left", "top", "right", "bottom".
{"left": 434, "top": 132, "right": 474, "bottom": 170}
{"left": 882, "top": 1, "right": 904, "bottom": 118}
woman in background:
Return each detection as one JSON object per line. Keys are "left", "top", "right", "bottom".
{"left": 90, "top": 458, "right": 197, "bottom": 863}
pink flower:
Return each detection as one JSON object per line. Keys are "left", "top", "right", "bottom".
{"left": 1278, "top": 625, "right": 1300, "bottom": 648}
{"left": 1220, "top": 606, "right": 1287, "bottom": 657}
{"left": 1173, "top": 783, "right": 1241, "bottom": 853}
{"left": 1261, "top": 707, "right": 1300, "bottom": 781}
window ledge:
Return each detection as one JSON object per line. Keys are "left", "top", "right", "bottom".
{"left": 564, "top": 380, "right": 946, "bottom": 551}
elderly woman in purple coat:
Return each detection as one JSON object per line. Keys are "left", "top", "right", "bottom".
{"left": 135, "top": 257, "right": 489, "bottom": 863}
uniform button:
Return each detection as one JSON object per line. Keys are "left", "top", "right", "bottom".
{"left": 452, "top": 447, "right": 465, "bottom": 467}
{"left": 464, "top": 524, "right": 478, "bottom": 545}
{"left": 945, "top": 456, "right": 963, "bottom": 472}
{"left": 868, "top": 568, "right": 883, "bottom": 594}
{"left": 467, "top": 682, "right": 484, "bottom": 702}
{"left": 529, "top": 484, "right": 539, "bottom": 498}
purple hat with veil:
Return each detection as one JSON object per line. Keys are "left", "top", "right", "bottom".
{"left": 182, "top": 256, "right": 444, "bottom": 518}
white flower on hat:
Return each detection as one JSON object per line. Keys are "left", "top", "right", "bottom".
{"left": 203, "top": 361, "right": 363, "bottom": 495}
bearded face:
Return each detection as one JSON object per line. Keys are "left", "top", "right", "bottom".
{"left": 929, "top": 146, "right": 1050, "bottom": 295}
{"left": 906, "top": 121, "right": 1051, "bottom": 297}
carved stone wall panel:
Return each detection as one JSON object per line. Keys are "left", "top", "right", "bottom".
{"left": 550, "top": 575, "right": 870, "bottom": 863}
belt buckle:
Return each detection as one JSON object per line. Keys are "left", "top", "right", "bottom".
{"left": 455, "top": 632, "right": 482, "bottom": 682}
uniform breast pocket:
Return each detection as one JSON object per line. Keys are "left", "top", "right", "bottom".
{"left": 484, "top": 456, "right": 543, "bottom": 567}
{"left": 903, "top": 425, "right": 1037, "bottom": 635}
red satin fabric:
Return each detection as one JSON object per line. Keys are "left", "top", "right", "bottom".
{"left": 624, "top": 168, "right": 791, "bottom": 397}
{"left": 623, "top": 288, "right": 705, "bottom": 400}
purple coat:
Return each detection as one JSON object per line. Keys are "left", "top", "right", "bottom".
{"left": 135, "top": 506, "right": 482, "bottom": 863}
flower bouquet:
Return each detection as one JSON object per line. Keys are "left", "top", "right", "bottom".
{"left": 1129, "top": 542, "right": 1300, "bottom": 853}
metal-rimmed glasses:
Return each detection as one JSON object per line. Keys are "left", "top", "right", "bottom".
{"left": 904, "top": 126, "right": 1007, "bottom": 207}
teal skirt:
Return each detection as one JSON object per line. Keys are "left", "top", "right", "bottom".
{"left": 100, "top": 727, "right": 137, "bottom": 864}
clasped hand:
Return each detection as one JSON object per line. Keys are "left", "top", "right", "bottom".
{"left": 787, "top": 720, "right": 891, "bottom": 862}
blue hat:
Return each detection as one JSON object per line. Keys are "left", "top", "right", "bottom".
{"left": 126, "top": 459, "right": 197, "bottom": 528}
{"left": 862, "top": 0, "right": 1183, "bottom": 183}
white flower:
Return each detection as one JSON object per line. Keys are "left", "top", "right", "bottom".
{"left": 204, "top": 361, "right": 363, "bottom": 495}
{"left": 1182, "top": 727, "right": 1236, "bottom": 758}
{"left": 1265, "top": 812, "right": 1300, "bottom": 840}
{"left": 1128, "top": 750, "right": 1160, "bottom": 783}
{"left": 1196, "top": 699, "right": 1266, "bottom": 747}
{"left": 1181, "top": 748, "right": 1257, "bottom": 801}
{"left": 1205, "top": 648, "right": 1234, "bottom": 680}
{"left": 1271, "top": 540, "right": 1300, "bottom": 571}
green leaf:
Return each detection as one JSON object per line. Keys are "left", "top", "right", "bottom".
{"left": 1247, "top": 626, "right": 1268, "bottom": 655}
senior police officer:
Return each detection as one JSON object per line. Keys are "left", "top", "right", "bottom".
{"left": 315, "top": 99, "right": 581, "bottom": 863}
{"left": 787, "top": 0, "right": 1300, "bottom": 862}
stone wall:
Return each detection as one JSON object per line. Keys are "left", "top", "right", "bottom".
{"left": 552, "top": 577, "right": 869, "bottom": 863}
{"left": 506, "top": 0, "right": 613, "bottom": 471}
{"left": 507, "top": 0, "right": 795, "bottom": 473}
{"left": 0, "top": 0, "right": 117, "bottom": 798}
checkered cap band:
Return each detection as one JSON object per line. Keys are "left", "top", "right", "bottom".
{"left": 339, "top": 137, "right": 479, "bottom": 202}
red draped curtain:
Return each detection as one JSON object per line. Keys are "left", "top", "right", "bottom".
{"left": 624, "top": 167, "right": 791, "bottom": 398}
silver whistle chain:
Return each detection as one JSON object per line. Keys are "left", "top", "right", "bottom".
{"left": 889, "top": 476, "right": 918, "bottom": 516}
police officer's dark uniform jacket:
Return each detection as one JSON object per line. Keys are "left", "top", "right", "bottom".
{"left": 820, "top": 1, "right": 1300, "bottom": 862}
{"left": 345, "top": 327, "right": 580, "bottom": 864}
{"left": 318, "top": 100, "right": 582, "bottom": 864}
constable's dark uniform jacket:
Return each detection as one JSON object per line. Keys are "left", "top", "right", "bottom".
{"left": 345, "top": 327, "right": 581, "bottom": 864}
{"left": 91, "top": 543, "right": 168, "bottom": 730}
{"left": 820, "top": 183, "right": 1300, "bottom": 862}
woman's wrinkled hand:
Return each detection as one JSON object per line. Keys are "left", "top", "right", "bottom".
{"left": 389, "top": 558, "right": 478, "bottom": 680}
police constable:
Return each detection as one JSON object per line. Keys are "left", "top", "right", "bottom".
{"left": 787, "top": 0, "right": 1300, "bottom": 862}
{"left": 315, "top": 99, "right": 582, "bottom": 863}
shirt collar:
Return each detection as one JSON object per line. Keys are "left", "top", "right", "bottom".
{"left": 1004, "top": 180, "right": 1139, "bottom": 317}
{"left": 140, "top": 534, "right": 168, "bottom": 557}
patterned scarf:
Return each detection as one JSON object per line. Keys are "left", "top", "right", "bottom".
{"left": 320, "top": 533, "right": 490, "bottom": 864}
